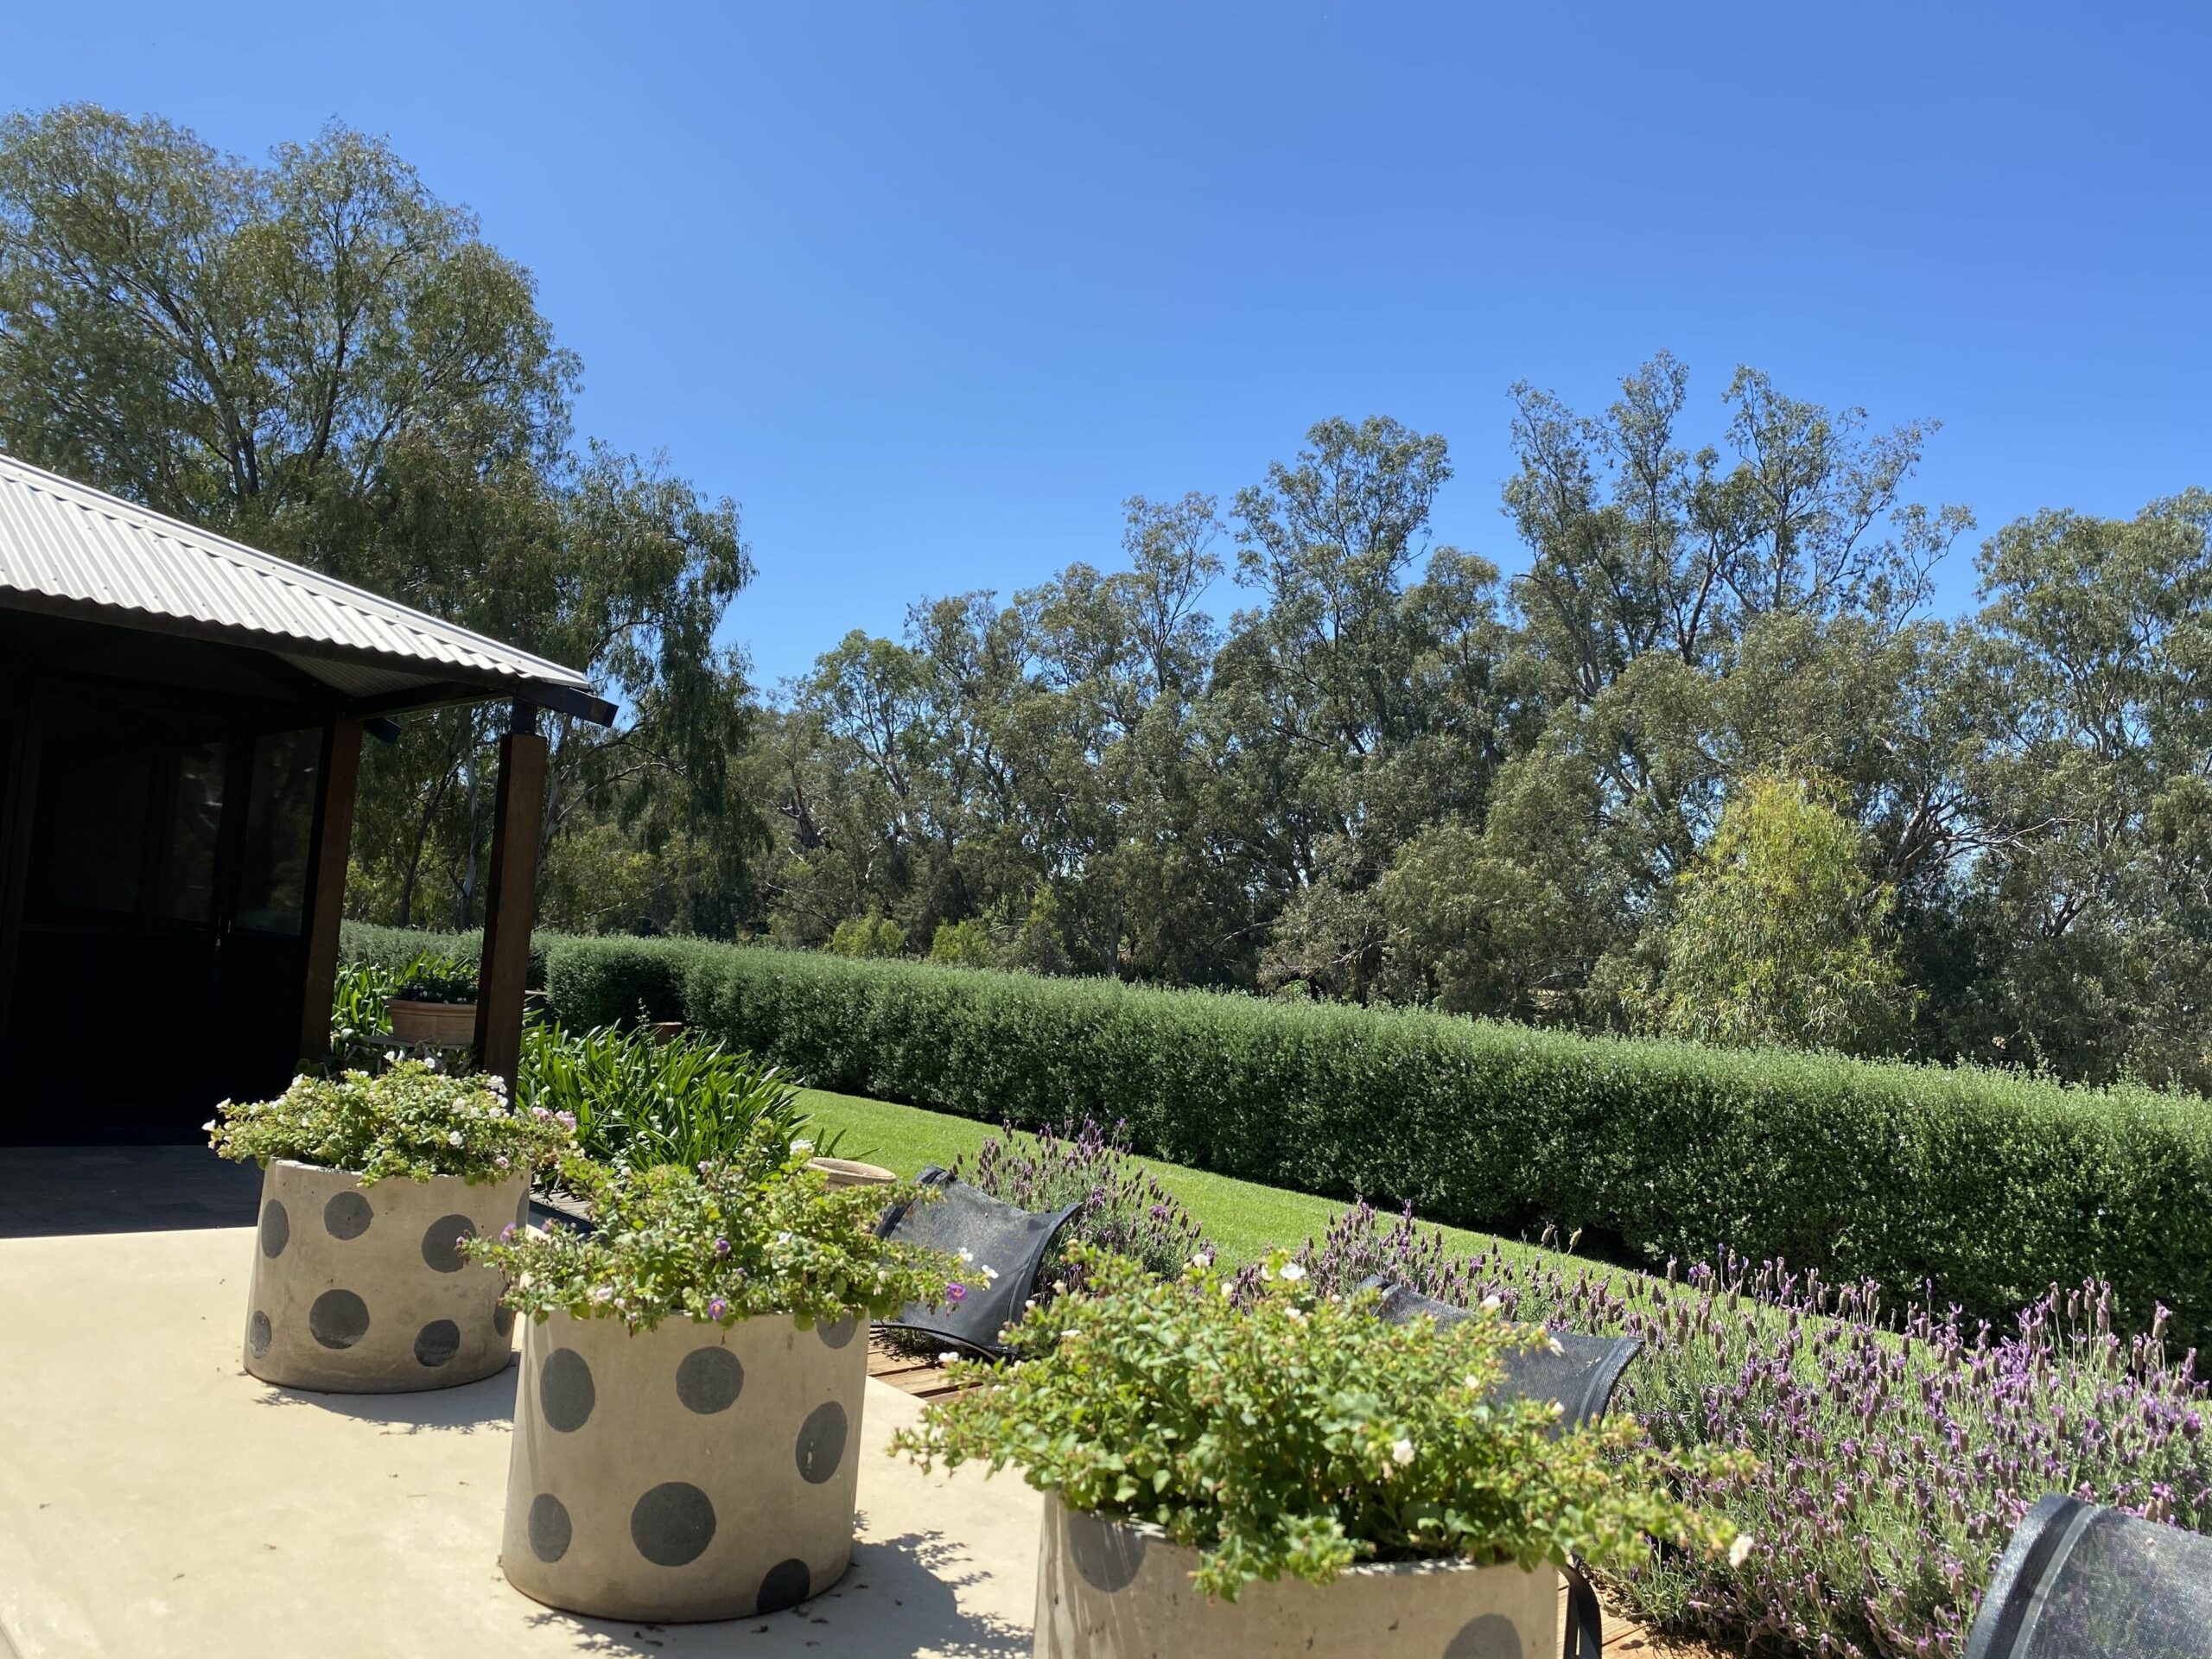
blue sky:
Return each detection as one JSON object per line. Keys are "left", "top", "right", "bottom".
{"left": 3, "top": 3, "right": 2206, "bottom": 690}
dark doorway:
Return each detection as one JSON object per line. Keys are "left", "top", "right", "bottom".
{"left": 1, "top": 683, "right": 326, "bottom": 1143}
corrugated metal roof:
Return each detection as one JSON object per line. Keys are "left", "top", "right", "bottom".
{"left": 0, "top": 451, "right": 609, "bottom": 720}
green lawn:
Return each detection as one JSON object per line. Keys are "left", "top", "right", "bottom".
{"left": 797, "top": 1086, "right": 1572, "bottom": 1273}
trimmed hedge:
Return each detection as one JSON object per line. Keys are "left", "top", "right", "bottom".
{"left": 345, "top": 927, "right": 2212, "bottom": 1346}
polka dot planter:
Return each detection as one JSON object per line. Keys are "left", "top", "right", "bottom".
{"left": 500, "top": 1305, "right": 868, "bottom": 1621}
{"left": 1033, "top": 1493, "right": 1559, "bottom": 1659}
{"left": 243, "top": 1160, "right": 530, "bottom": 1394}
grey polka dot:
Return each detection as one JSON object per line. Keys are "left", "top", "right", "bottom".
{"left": 1067, "top": 1507, "right": 1145, "bottom": 1592}
{"left": 756, "top": 1556, "right": 810, "bottom": 1613}
{"left": 308, "top": 1288, "right": 370, "bottom": 1350}
{"left": 675, "top": 1345, "right": 745, "bottom": 1414}
{"left": 528, "top": 1492, "right": 571, "bottom": 1563}
{"left": 422, "top": 1214, "right": 476, "bottom": 1274}
{"left": 795, "top": 1400, "right": 849, "bottom": 1484}
{"left": 494, "top": 1303, "right": 515, "bottom": 1338}
{"left": 324, "top": 1190, "right": 372, "bottom": 1240}
{"left": 630, "top": 1481, "right": 715, "bottom": 1567}
{"left": 1444, "top": 1612, "right": 1525, "bottom": 1659}
{"left": 818, "top": 1313, "right": 857, "bottom": 1350}
{"left": 258, "top": 1199, "right": 289, "bottom": 1258}
{"left": 414, "top": 1319, "right": 461, "bottom": 1367}
{"left": 539, "top": 1347, "right": 595, "bottom": 1432}
{"left": 248, "top": 1311, "right": 273, "bottom": 1357}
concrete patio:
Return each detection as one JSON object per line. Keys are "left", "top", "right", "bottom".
{"left": 0, "top": 1179, "right": 1039, "bottom": 1658}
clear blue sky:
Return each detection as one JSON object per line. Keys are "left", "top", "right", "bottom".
{"left": 4, "top": 3, "right": 2206, "bottom": 690}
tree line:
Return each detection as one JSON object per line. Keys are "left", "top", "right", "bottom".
{"left": 5, "top": 109, "right": 2208, "bottom": 1090}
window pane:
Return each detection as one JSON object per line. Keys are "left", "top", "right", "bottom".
{"left": 149, "top": 741, "right": 228, "bottom": 922}
{"left": 236, "top": 727, "right": 321, "bottom": 935}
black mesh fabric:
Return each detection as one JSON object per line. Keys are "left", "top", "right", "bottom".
{"left": 1966, "top": 1494, "right": 2212, "bottom": 1659}
{"left": 1360, "top": 1277, "right": 1643, "bottom": 1432}
{"left": 874, "top": 1166, "right": 1079, "bottom": 1359}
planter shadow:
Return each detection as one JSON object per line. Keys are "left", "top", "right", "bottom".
{"left": 514, "top": 1525, "right": 1027, "bottom": 1656}
{"left": 249, "top": 1359, "right": 518, "bottom": 1434}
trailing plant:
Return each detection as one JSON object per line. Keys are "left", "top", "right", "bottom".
{"left": 1296, "top": 1202, "right": 2212, "bottom": 1658}
{"left": 894, "top": 1244, "right": 1751, "bottom": 1599}
{"left": 465, "top": 1124, "right": 958, "bottom": 1332}
{"left": 207, "top": 1059, "right": 575, "bottom": 1183}
{"left": 955, "top": 1117, "right": 1210, "bottom": 1285}
{"left": 519, "top": 1021, "right": 811, "bottom": 1171}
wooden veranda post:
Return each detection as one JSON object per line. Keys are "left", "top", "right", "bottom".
{"left": 474, "top": 702, "right": 547, "bottom": 1087}
{"left": 296, "top": 714, "right": 365, "bottom": 1063}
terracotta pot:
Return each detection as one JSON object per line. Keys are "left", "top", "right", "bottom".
{"left": 244, "top": 1160, "right": 529, "bottom": 1393}
{"left": 650, "top": 1020, "right": 686, "bottom": 1045}
{"left": 501, "top": 1306, "right": 868, "bottom": 1620}
{"left": 805, "top": 1155, "right": 898, "bottom": 1190}
{"left": 388, "top": 998, "right": 477, "bottom": 1046}
{"left": 1033, "top": 1492, "right": 1559, "bottom": 1658}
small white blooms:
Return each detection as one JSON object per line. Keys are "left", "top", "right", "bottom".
{"left": 979, "top": 1264, "right": 1001, "bottom": 1284}
{"left": 1728, "top": 1534, "right": 1755, "bottom": 1568}
{"left": 1189, "top": 1251, "right": 1212, "bottom": 1270}
{"left": 938, "top": 1351, "right": 960, "bottom": 1364}
{"left": 1479, "top": 1294, "right": 1503, "bottom": 1312}
{"left": 1285, "top": 1305, "right": 1306, "bottom": 1322}
{"left": 1391, "top": 1437, "right": 1416, "bottom": 1466}
{"left": 1278, "top": 1262, "right": 1307, "bottom": 1283}
{"left": 201, "top": 1119, "right": 217, "bottom": 1134}
{"left": 1025, "top": 1298, "right": 1039, "bottom": 1312}
{"left": 793, "top": 1138, "right": 812, "bottom": 1154}
{"left": 1546, "top": 1337, "right": 1565, "bottom": 1357}
{"left": 589, "top": 1285, "right": 614, "bottom": 1304}
{"left": 957, "top": 1248, "right": 976, "bottom": 1265}
{"left": 1465, "top": 1374, "right": 1484, "bottom": 1391}
{"left": 447, "top": 1129, "right": 465, "bottom": 1147}
{"left": 1220, "top": 1281, "right": 1236, "bottom": 1299}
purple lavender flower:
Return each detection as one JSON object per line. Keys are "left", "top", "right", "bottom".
{"left": 705, "top": 1297, "right": 729, "bottom": 1320}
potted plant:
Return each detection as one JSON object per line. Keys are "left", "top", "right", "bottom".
{"left": 467, "top": 1128, "right": 958, "bottom": 1621}
{"left": 387, "top": 951, "right": 480, "bottom": 1046}
{"left": 209, "top": 1060, "right": 575, "bottom": 1392}
{"left": 895, "top": 1248, "right": 1756, "bottom": 1658}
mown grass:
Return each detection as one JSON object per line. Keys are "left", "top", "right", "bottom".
{"left": 797, "top": 1086, "right": 1585, "bottom": 1274}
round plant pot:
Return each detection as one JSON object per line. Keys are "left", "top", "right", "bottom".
{"left": 1033, "top": 1492, "right": 1560, "bottom": 1658}
{"left": 649, "top": 1020, "right": 685, "bottom": 1045}
{"left": 501, "top": 1305, "right": 868, "bottom": 1621}
{"left": 805, "top": 1155, "right": 897, "bottom": 1191}
{"left": 243, "top": 1160, "right": 530, "bottom": 1393}
{"left": 388, "top": 998, "right": 477, "bottom": 1045}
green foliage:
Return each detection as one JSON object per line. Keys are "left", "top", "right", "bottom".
{"left": 1626, "top": 771, "right": 1914, "bottom": 1053}
{"left": 527, "top": 931, "right": 2212, "bottom": 1349}
{"left": 207, "top": 1059, "right": 574, "bottom": 1184}
{"left": 392, "top": 950, "right": 479, "bottom": 1005}
{"left": 520, "top": 1022, "right": 808, "bottom": 1173}
{"left": 463, "top": 1125, "right": 956, "bottom": 1332}
{"left": 928, "top": 918, "right": 994, "bottom": 967}
{"left": 828, "top": 914, "right": 907, "bottom": 958}
{"left": 327, "top": 959, "right": 396, "bottom": 1072}
{"left": 893, "top": 1247, "right": 1748, "bottom": 1598}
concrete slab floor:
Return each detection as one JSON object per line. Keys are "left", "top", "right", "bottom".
{"left": 0, "top": 1224, "right": 1041, "bottom": 1658}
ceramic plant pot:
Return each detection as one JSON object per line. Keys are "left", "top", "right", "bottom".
{"left": 243, "top": 1160, "right": 530, "bottom": 1393}
{"left": 1033, "top": 1492, "right": 1559, "bottom": 1659}
{"left": 501, "top": 1305, "right": 869, "bottom": 1621}
{"left": 387, "top": 998, "right": 477, "bottom": 1046}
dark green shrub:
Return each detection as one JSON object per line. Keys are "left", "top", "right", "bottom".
{"left": 529, "top": 937, "right": 2212, "bottom": 1348}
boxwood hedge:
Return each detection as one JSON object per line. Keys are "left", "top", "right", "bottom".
{"left": 345, "top": 926, "right": 2212, "bottom": 1345}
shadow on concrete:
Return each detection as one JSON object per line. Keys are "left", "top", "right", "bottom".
{"left": 251, "top": 1359, "right": 520, "bottom": 1435}
{"left": 518, "top": 1527, "right": 1029, "bottom": 1656}
{"left": 0, "top": 1144, "right": 262, "bottom": 1236}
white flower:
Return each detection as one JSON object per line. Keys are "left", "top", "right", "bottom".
{"left": 957, "top": 1248, "right": 976, "bottom": 1265}
{"left": 447, "top": 1129, "right": 465, "bottom": 1147}
{"left": 1279, "top": 1262, "right": 1307, "bottom": 1283}
{"left": 938, "top": 1351, "right": 960, "bottom": 1364}
{"left": 1728, "top": 1533, "right": 1755, "bottom": 1569}
{"left": 1189, "top": 1252, "right": 1211, "bottom": 1270}
{"left": 201, "top": 1119, "right": 217, "bottom": 1134}
{"left": 1220, "top": 1281, "right": 1236, "bottom": 1299}
{"left": 1285, "top": 1305, "right": 1306, "bottom": 1322}
{"left": 1479, "top": 1294, "right": 1503, "bottom": 1312}
{"left": 589, "top": 1286, "right": 614, "bottom": 1304}
{"left": 1465, "top": 1374, "right": 1484, "bottom": 1390}
{"left": 979, "top": 1264, "right": 1001, "bottom": 1284}
{"left": 1391, "top": 1437, "right": 1416, "bottom": 1466}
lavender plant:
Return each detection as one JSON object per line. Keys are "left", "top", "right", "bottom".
{"left": 953, "top": 1117, "right": 1210, "bottom": 1284}
{"left": 1294, "top": 1204, "right": 2212, "bottom": 1658}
